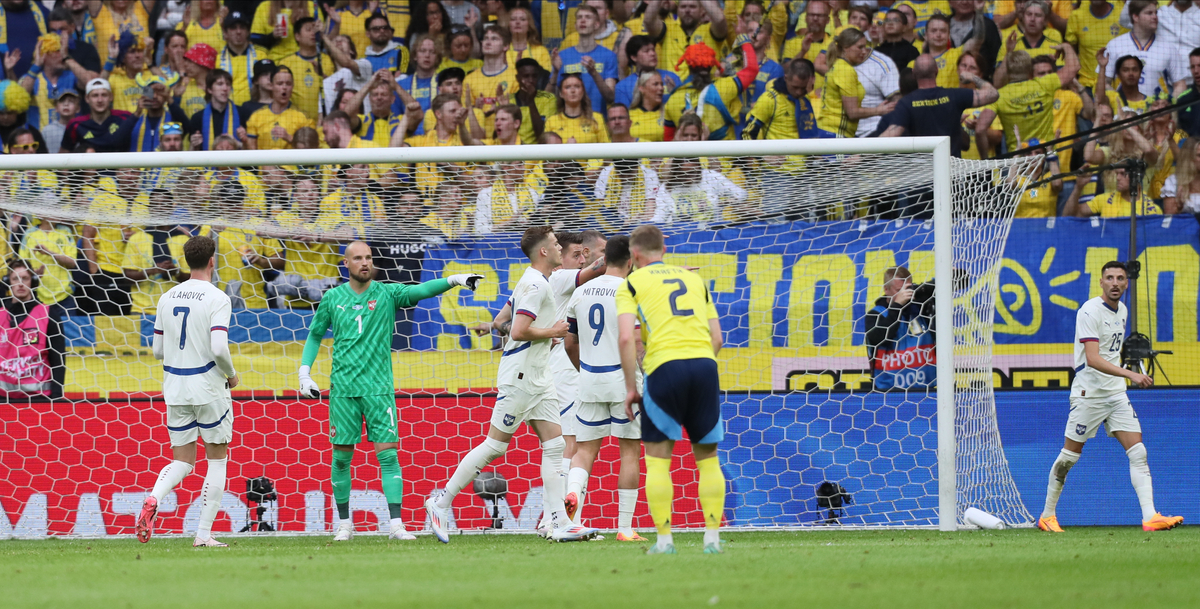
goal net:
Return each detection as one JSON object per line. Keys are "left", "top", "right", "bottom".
{"left": 0, "top": 138, "right": 1042, "bottom": 538}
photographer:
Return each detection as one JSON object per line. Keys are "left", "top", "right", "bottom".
{"left": 865, "top": 266, "right": 936, "bottom": 391}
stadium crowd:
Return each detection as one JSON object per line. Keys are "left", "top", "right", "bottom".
{"left": 0, "top": 0, "right": 1198, "bottom": 323}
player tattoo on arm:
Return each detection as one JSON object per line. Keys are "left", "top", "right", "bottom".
{"left": 498, "top": 320, "right": 513, "bottom": 336}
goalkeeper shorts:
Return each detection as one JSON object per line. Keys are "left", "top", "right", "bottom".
{"left": 641, "top": 358, "right": 723, "bottom": 445}
{"left": 329, "top": 395, "right": 398, "bottom": 444}
{"left": 166, "top": 396, "right": 233, "bottom": 446}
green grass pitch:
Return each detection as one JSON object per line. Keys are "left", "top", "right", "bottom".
{"left": 2, "top": 528, "right": 1197, "bottom": 608}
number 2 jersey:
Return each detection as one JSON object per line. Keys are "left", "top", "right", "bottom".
{"left": 1072, "top": 296, "right": 1128, "bottom": 399}
{"left": 155, "top": 279, "right": 233, "bottom": 405}
{"left": 497, "top": 266, "right": 559, "bottom": 393}
{"left": 615, "top": 262, "right": 718, "bottom": 376}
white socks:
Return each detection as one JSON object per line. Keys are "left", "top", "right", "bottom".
{"left": 540, "top": 436, "right": 568, "bottom": 527}
{"left": 566, "top": 467, "right": 589, "bottom": 525}
{"left": 704, "top": 529, "right": 721, "bottom": 546}
{"left": 438, "top": 437, "right": 508, "bottom": 510}
{"left": 617, "top": 488, "right": 637, "bottom": 534}
{"left": 1041, "top": 448, "right": 1079, "bottom": 519}
{"left": 1126, "top": 443, "right": 1156, "bottom": 521}
{"left": 656, "top": 533, "right": 673, "bottom": 549}
{"left": 151, "top": 460, "right": 193, "bottom": 502}
{"left": 196, "top": 458, "right": 227, "bottom": 541}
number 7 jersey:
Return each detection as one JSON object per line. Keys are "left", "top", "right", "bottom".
{"left": 1072, "top": 296, "right": 1128, "bottom": 399}
{"left": 155, "top": 279, "right": 233, "bottom": 405}
{"left": 616, "top": 261, "right": 719, "bottom": 376}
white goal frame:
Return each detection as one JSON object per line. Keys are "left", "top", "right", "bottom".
{"left": 0, "top": 136, "right": 962, "bottom": 531}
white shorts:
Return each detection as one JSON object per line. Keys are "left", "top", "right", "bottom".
{"left": 1065, "top": 394, "right": 1141, "bottom": 443}
{"left": 574, "top": 400, "right": 641, "bottom": 442}
{"left": 553, "top": 368, "right": 580, "bottom": 437}
{"left": 490, "top": 385, "right": 560, "bottom": 435}
{"left": 167, "top": 396, "right": 234, "bottom": 446}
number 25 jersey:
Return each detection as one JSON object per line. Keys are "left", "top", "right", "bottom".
{"left": 1072, "top": 296, "right": 1128, "bottom": 398}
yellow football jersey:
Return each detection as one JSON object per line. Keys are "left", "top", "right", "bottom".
{"left": 278, "top": 52, "right": 335, "bottom": 122}
{"left": 108, "top": 70, "right": 147, "bottom": 114}
{"left": 274, "top": 210, "right": 343, "bottom": 282}
{"left": 316, "top": 188, "right": 387, "bottom": 240}
{"left": 995, "top": 73, "right": 1061, "bottom": 151}
{"left": 781, "top": 32, "right": 831, "bottom": 101}
{"left": 544, "top": 112, "right": 610, "bottom": 144}
{"left": 1052, "top": 90, "right": 1083, "bottom": 179}
{"left": 933, "top": 46, "right": 964, "bottom": 89}
{"left": 1065, "top": 2, "right": 1127, "bottom": 88}
{"left": 251, "top": 2, "right": 320, "bottom": 60}
{"left": 87, "top": 191, "right": 147, "bottom": 275}
{"left": 247, "top": 105, "right": 315, "bottom": 150}
{"left": 464, "top": 64, "right": 519, "bottom": 135}
{"left": 629, "top": 107, "right": 665, "bottom": 142}
{"left": 200, "top": 219, "right": 282, "bottom": 309}
{"left": 1013, "top": 171, "right": 1058, "bottom": 218}
{"left": 179, "top": 19, "right": 225, "bottom": 53}
{"left": 518, "top": 91, "right": 559, "bottom": 144}
{"left": 333, "top": 5, "right": 374, "bottom": 59}
{"left": 506, "top": 45, "right": 552, "bottom": 72}
{"left": 657, "top": 19, "right": 726, "bottom": 82}
{"left": 121, "top": 230, "right": 189, "bottom": 314}
{"left": 896, "top": 0, "right": 952, "bottom": 36}
{"left": 616, "top": 262, "right": 720, "bottom": 375}
{"left": 18, "top": 228, "right": 77, "bottom": 305}
{"left": 1089, "top": 191, "right": 1161, "bottom": 218}
{"left": 1104, "top": 89, "right": 1153, "bottom": 115}
{"left": 819, "top": 59, "right": 865, "bottom": 138}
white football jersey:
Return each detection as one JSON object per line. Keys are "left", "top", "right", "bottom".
{"left": 497, "top": 266, "right": 557, "bottom": 392}
{"left": 1101, "top": 33, "right": 1188, "bottom": 98}
{"left": 1072, "top": 296, "right": 1128, "bottom": 398}
{"left": 155, "top": 279, "right": 232, "bottom": 405}
{"left": 549, "top": 268, "right": 582, "bottom": 376}
{"left": 566, "top": 275, "right": 630, "bottom": 403}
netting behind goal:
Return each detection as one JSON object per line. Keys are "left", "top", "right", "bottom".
{"left": 0, "top": 140, "right": 1042, "bottom": 537}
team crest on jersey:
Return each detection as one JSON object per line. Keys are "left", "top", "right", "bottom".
{"left": 503, "top": 414, "right": 515, "bottom": 426}
{"left": 368, "top": 300, "right": 377, "bottom": 311}
{"left": 1075, "top": 424, "right": 1087, "bottom": 436}
{"left": 331, "top": 424, "right": 338, "bottom": 438}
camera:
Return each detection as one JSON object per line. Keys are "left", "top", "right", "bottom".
{"left": 816, "top": 481, "right": 853, "bottom": 524}
{"left": 246, "top": 476, "right": 277, "bottom": 503}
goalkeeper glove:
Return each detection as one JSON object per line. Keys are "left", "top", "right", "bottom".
{"left": 447, "top": 274, "right": 484, "bottom": 290}
{"left": 298, "top": 365, "right": 321, "bottom": 399}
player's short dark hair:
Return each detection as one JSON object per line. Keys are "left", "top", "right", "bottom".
{"left": 1101, "top": 261, "right": 1128, "bottom": 276}
{"left": 365, "top": 13, "right": 391, "bottom": 31}
{"left": 183, "top": 236, "right": 216, "bottom": 270}
{"left": 605, "top": 235, "right": 630, "bottom": 267}
{"left": 293, "top": 16, "right": 318, "bottom": 34}
{"left": 325, "top": 109, "right": 352, "bottom": 126}
{"left": 1115, "top": 55, "right": 1144, "bottom": 73}
{"left": 1128, "top": 0, "right": 1156, "bottom": 17}
{"left": 630, "top": 225, "right": 664, "bottom": 253}
{"left": 520, "top": 226, "right": 556, "bottom": 258}
{"left": 1191, "top": 47, "right": 1200, "bottom": 60}
{"left": 557, "top": 231, "right": 583, "bottom": 247}
{"left": 495, "top": 104, "right": 522, "bottom": 123}
{"left": 515, "top": 57, "right": 544, "bottom": 74}
{"left": 579, "top": 230, "right": 605, "bottom": 247}
{"left": 431, "top": 93, "right": 458, "bottom": 113}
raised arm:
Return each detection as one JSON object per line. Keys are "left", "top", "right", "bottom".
{"left": 643, "top": 0, "right": 666, "bottom": 39}
{"left": 701, "top": 0, "right": 729, "bottom": 40}
{"left": 1056, "top": 44, "right": 1079, "bottom": 87}
{"left": 962, "top": 72, "right": 999, "bottom": 106}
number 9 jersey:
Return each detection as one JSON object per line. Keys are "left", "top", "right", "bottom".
{"left": 1072, "top": 296, "right": 1128, "bottom": 399}
{"left": 155, "top": 279, "right": 233, "bottom": 405}
{"left": 615, "top": 261, "right": 718, "bottom": 375}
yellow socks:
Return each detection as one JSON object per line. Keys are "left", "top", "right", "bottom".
{"left": 644, "top": 456, "right": 673, "bottom": 536}
{"left": 696, "top": 456, "right": 726, "bottom": 531}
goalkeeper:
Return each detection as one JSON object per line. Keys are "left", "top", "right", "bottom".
{"left": 298, "top": 241, "right": 482, "bottom": 541}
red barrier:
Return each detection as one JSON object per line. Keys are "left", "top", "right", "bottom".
{"left": 0, "top": 397, "right": 706, "bottom": 536}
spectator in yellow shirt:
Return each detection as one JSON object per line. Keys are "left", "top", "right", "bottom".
{"left": 506, "top": 7, "right": 552, "bottom": 71}
{"left": 820, "top": 28, "right": 895, "bottom": 138}
{"left": 178, "top": 0, "right": 226, "bottom": 53}
{"left": 922, "top": 13, "right": 985, "bottom": 88}
{"left": 629, "top": 71, "right": 666, "bottom": 142}
{"left": 18, "top": 215, "right": 77, "bottom": 308}
{"left": 643, "top": 0, "right": 729, "bottom": 82}
{"left": 544, "top": 73, "right": 609, "bottom": 144}
{"left": 1064, "top": 167, "right": 1162, "bottom": 218}
{"left": 1095, "top": 51, "right": 1152, "bottom": 115}
{"left": 246, "top": 66, "right": 315, "bottom": 150}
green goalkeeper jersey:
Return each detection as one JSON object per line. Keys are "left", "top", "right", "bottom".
{"left": 302, "top": 279, "right": 451, "bottom": 397}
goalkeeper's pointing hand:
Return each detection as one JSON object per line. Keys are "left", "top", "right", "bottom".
{"left": 298, "top": 365, "right": 321, "bottom": 399}
{"left": 448, "top": 274, "right": 484, "bottom": 290}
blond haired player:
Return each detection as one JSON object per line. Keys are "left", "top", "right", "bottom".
{"left": 138, "top": 236, "right": 239, "bottom": 547}
{"left": 1038, "top": 261, "right": 1183, "bottom": 533}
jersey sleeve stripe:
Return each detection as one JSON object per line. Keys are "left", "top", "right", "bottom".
{"left": 1079, "top": 338, "right": 1099, "bottom": 343}
{"left": 211, "top": 326, "right": 228, "bottom": 332}
{"left": 1074, "top": 364, "right": 1086, "bottom": 373}
{"left": 516, "top": 309, "right": 537, "bottom": 319}
{"left": 575, "top": 271, "right": 583, "bottom": 287}
{"left": 153, "top": 329, "right": 163, "bottom": 335}
{"left": 567, "top": 317, "right": 578, "bottom": 334}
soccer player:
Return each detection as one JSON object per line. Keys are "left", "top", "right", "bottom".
{"left": 1037, "top": 261, "right": 1183, "bottom": 533}
{"left": 138, "top": 236, "right": 239, "bottom": 548}
{"left": 426, "top": 226, "right": 599, "bottom": 544}
{"left": 298, "top": 241, "right": 483, "bottom": 542}
{"left": 618, "top": 225, "right": 725, "bottom": 554}
{"left": 564, "top": 236, "right": 647, "bottom": 541}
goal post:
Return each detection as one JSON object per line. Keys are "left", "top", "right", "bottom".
{"left": 0, "top": 136, "right": 1041, "bottom": 537}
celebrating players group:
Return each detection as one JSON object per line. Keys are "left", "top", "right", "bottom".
{"left": 138, "top": 224, "right": 727, "bottom": 554}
